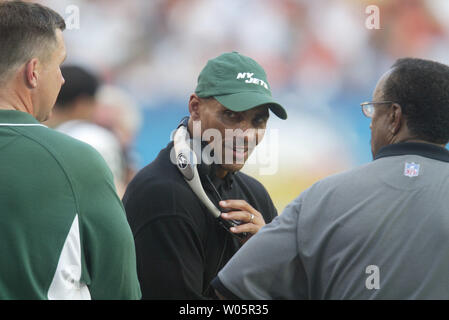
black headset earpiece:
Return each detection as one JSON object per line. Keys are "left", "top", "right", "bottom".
{"left": 173, "top": 116, "right": 246, "bottom": 240}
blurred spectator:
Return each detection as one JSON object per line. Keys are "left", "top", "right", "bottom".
{"left": 45, "top": 65, "right": 98, "bottom": 128}
{"left": 93, "top": 85, "right": 143, "bottom": 188}
{"left": 45, "top": 65, "right": 127, "bottom": 197}
{"left": 35, "top": 0, "right": 449, "bottom": 102}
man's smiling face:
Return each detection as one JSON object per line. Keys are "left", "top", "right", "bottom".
{"left": 189, "top": 95, "right": 269, "bottom": 175}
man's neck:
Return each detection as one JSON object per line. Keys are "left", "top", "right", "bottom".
{"left": 215, "top": 166, "right": 229, "bottom": 179}
{"left": 0, "top": 95, "right": 18, "bottom": 111}
{"left": 0, "top": 86, "right": 33, "bottom": 116}
{"left": 0, "top": 104, "right": 16, "bottom": 111}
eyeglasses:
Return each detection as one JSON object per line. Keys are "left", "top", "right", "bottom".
{"left": 360, "top": 101, "right": 396, "bottom": 118}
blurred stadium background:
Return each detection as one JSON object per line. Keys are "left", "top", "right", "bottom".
{"left": 34, "top": 0, "right": 449, "bottom": 212}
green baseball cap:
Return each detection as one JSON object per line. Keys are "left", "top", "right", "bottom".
{"left": 195, "top": 52, "right": 287, "bottom": 120}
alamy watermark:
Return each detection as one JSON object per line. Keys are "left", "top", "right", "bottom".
{"left": 64, "top": 5, "right": 80, "bottom": 30}
{"left": 365, "top": 5, "right": 380, "bottom": 30}
{"left": 365, "top": 265, "right": 380, "bottom": 290}
{"left": 170, "top": 120, "right": 279, "bottom": 176}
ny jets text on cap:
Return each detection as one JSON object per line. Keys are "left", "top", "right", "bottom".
{"left": 195, "top": 52, "right": 287, "bottom": 120}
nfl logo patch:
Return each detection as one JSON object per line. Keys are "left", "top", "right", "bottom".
{"left": 404, "top": 162, "right": 420, "bottom": 177}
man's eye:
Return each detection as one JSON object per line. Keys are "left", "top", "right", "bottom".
{"left": 224, "top": 110, "right": 238, "bottom": 118}
{"left": 253, "top": 116, "right": 267, "bottom": 126}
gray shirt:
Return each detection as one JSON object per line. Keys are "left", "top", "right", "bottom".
{"left": 212, "top": 142, "right": 449, "bottom": 299}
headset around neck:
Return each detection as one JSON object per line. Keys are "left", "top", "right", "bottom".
{"left": 173, "top": 116, "right": 246, "bottom": 240}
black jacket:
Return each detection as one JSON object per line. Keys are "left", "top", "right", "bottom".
{"left": 123, "top": 141, "right": 277, "bottom": 299}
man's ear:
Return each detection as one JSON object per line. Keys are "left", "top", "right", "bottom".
{"left": 24, "top": 58, "right": 39, "bottom": 89}
{"left": 188, "top": 94, "right": 202, "bottom": 121}
{"left": 389, "top": 103, "right": 403, "bottom": 135}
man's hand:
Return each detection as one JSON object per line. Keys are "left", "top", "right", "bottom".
{"left": 219, "top": 200, "right": 265, "bottom": 240}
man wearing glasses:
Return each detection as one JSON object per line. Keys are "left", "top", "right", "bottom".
{"left": 212, "top": 57, "right": 449, "bottom": 299}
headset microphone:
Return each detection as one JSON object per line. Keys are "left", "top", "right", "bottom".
{"left": 173, "top": 117, "right": 247, "bottom": 240}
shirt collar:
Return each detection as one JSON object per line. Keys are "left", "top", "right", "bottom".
{"left": 0, "top": 110, "right": 42, "bottom": 125}
{"left": 205, "top": 164, "right": 235, "bottom": 190}
{"left": 375, "top": 142, "right": 449, "bottom": 163}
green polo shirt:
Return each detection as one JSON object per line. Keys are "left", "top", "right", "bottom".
{"left": 0, "top": 110, "right": 141, "bottom": 300}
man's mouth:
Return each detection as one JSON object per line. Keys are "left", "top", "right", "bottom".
{"left": 221, "top": 145, "right": 248, "bottom": 162}
{"left": 219, "top": 139, "right": 253, "bottom": 163}
{"left": 233, "top": 147, "right": 247, "bottom": 157}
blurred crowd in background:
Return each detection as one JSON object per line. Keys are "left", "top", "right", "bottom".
{"left": 33, "top": 0, "right": 449, "bottom": 211}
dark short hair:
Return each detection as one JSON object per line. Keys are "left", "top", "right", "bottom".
{"left": 55, "top": 65, "right": 99, "bottom": 108}
{"left": 383, "top": 58, "right": 449, "bottom": 144}
{"left": 0, "top": 0, "right": 66, "bottom": 80}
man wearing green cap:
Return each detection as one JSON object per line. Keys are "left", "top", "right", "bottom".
{"left": 123, "top": 52, "right": 287, "bottom": 299}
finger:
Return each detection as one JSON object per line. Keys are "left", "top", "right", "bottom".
{"left": 219, "top": 200, "right": 251, "bottom": 212}
{"left": 230, "top": 222, "right": 260, "bottom": 235}
{"left": 221, "top": 211, "right": 253, "bottom": 223}
{"left": 219, "top": 200, "right": 259, "bottom": 215}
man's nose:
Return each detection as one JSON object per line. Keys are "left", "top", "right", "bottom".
{"left": 237, "top": 128, "right": 258, "bottom": 146}
{"left": 245, "top": 128, "right": 258, "bottom": 142}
